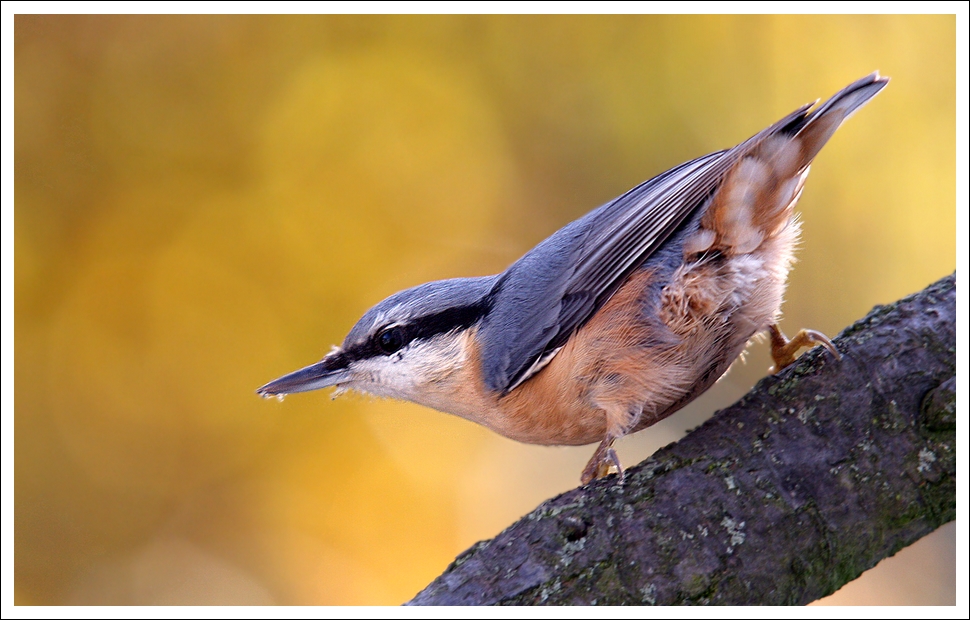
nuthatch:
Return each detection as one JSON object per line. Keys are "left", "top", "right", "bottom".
{"left": 258, "top": 73, "right": 888, "bottom": 485}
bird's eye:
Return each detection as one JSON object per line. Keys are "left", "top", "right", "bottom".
{"left": 376, "top": 326, "right": 406, "bottom": 354}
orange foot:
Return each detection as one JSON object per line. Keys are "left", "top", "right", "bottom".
{"left": 581, "top": 437, "right": 623, "bottom": 485}
{"left": 768, "top": 323, "right": 841, "bottom": 373}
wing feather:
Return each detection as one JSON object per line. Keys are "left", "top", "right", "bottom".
{"left": 479, "top": 102, "right": 818, "bottom": 394}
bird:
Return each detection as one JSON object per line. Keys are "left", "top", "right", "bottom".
{"left": 258, "top": 73, "right": 888, "bottom": 485}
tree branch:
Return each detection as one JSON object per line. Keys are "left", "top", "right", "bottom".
{"left": 409, "top": 274, "right": 956, "bottom": 605}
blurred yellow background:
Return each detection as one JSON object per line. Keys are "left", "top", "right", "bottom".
{"left": 14, "top": 15, "right": 955, "bottom": 605}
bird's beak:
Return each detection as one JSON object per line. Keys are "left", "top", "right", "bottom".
{"left": 256, "top": 352, "right": 351, "bottom": 397}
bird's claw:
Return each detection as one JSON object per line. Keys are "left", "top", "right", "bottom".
{"left": 581, "top": 440, "right": 624, "bottom": 485}
{"left": 768, "top": 324, "right": 841, "bottom": 373}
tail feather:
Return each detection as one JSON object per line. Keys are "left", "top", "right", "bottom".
{"left": 795, "top": 72, "right": 889, "bottom": 163}
{"left": 697, "top": 72, "right": 888, "bottom": 256}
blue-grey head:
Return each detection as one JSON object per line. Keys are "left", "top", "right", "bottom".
{"left": 257, "top": 276, "right": 497, "bottom": 405}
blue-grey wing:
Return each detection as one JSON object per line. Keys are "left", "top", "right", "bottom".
{"left": 478, "top": 101, "right": 819, "bottom": 395}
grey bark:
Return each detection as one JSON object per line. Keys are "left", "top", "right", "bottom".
{"left": 409, "top": 273, "right": 956, "bottom": 605}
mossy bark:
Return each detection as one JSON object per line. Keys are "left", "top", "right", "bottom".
{"left": 409, "top": 274, "right": 956, "bottom": 606}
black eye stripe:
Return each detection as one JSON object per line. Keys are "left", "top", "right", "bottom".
{"left": 343, "top": 301, "right": 490, "bottom": 363}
